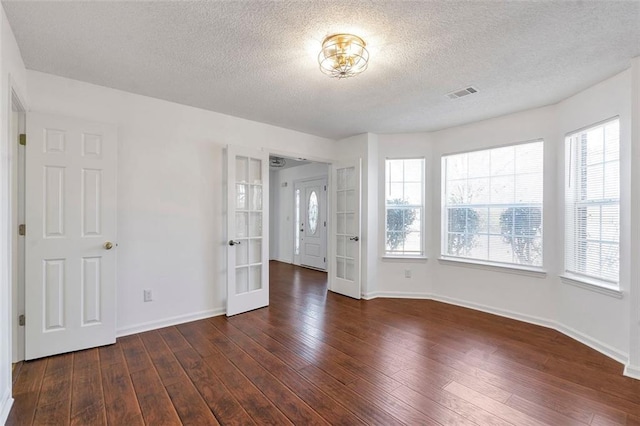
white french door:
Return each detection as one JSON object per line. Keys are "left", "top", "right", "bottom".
{"left": 25, "top": 112, "right": 117, "bottom": 360}
{"left": 226, "top": 145, "right": 269, "bottom": 316}
{"left": 329, "top": 159, "right": 361, "bottom": 299}
{"left": 296, "top": 177, "right": 327, "bottom": 270}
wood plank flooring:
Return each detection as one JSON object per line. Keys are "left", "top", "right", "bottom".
{"left": 8, "top": 261, "right": 640, "bottom": 425}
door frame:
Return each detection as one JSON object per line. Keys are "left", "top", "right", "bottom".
{"left": 8, "top": 76, "right": 27, "bottom": 362}
{"left": 292, "top": 175, "right": 328, "bottom": 270}
{"left": 268, "top": 149, "right": 335, "bottom": 285}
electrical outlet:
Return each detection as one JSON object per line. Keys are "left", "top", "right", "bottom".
{"left": 144, "top": 289, "right": 153, "bottom": 302}
{"left": 404, "top": 269, "right": 412, "bottom": 278}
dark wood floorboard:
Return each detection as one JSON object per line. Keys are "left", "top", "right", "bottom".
{"left": 8, "top": 260, "right": 640, "bottom": 425}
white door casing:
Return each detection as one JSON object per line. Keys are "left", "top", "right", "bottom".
{"left": 226, "top": 145, "right": 269, "bottom": 316}
{"left": 330, "top": 159, "right": 361, "bottom": 299}
{"left": 25, "top": 112, "right": 117, "bottom": 360}
{"left": 296, "top": 177, "right": 327, "bottom": 270}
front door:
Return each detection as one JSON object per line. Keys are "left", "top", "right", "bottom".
{"left": 25, "top": 112, "right": 117, "bottom": 360}
{"left": 329, "top": 159, "right": 362, "bottom": 299}
{"left": 296, "top": 178, "right": 327, "bottom": 270}
{"left": 226, "top": 145, "right": 269, "bottom": 316}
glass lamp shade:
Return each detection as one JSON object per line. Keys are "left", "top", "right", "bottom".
{"left": 318, "top": 34, "right": 369, "bottom": 79}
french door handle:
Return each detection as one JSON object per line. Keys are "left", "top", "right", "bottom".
{"left": 349, "top": 236, "right": 359, "bottom": 242}
{"left": 228, "top": 240, "right": 241, "bottom": 246}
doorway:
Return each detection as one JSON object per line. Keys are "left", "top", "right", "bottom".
{"left": 268, "top": 155, "right": 328, "bottom": 271}
{"left": 294, "top": 177, "right": 327, "bottom": 270}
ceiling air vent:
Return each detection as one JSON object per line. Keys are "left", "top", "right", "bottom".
{"left": 446, "top": 86, "right": 479, "bottom": 100}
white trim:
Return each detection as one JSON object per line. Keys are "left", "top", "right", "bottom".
{"left": 440, "top": 137, "right": 545, "bottom": 158}
{"left": 623, "top": 364, "right": 640, "bottom": 380}
{"left": 0, "top": 387, "right": 13, "bottom": 425}
{"left": 363, "top": 291, "right": 633, "bottom": 377}
{"left": 431, "top": 294, "right": 556, "bottom": 329}
{"left": 381, "top": 256, "right": 428, "bottom": 262}
{"left": 383, "top": 157, "right": 426, "bottom": 258}
{"left": 564, "top": 115, "right": 620, "bottom": 138}
{"left": 116, "top": 308, "right": 225, "bottom": 338}
{"left": 559, "top": 274, "right": 623, "bottom": 299}
{"left": 555, "top": 323, "right": 628, "bottom": 366}
{"left": 364, "top": 291, "right": 433, "bottom": 300}
{"left": 361, "top": 291, "right": 379, "bottom": 300}
{"left": 438, "top": 257, "right": 547, "bottom": 278}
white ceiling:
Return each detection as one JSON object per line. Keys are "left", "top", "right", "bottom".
{"left": 4, "top": 1, "right": 639, "bottom": 139}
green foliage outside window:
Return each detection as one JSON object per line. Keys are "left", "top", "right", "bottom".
{"left": 386, "top": 199, "right": 417, "bottom": 251}
{"left": 499, "top": 206, "right": 542, "bottom": 264}
{"left": 447, "top": 207, "right": 480, "bottom": 256}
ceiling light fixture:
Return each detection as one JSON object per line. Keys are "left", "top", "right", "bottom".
{"left": 269, "top": 157, "right": 286, "bottom": 168}
{"left": 318, "top": 33, "right": 369, "bottom": 79}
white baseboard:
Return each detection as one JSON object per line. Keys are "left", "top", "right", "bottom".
{"left": 116, "top": 308, "right": 226, "bottom": 338}
{"left": 555, "top": 323, "right": 628, "bottom": 366}
{"left": 364, "top": 291, "right": 433, "bottom": 300}
{"left": 430, "top": 294, "right": 556, "bottom": 330}
{"left": 0, "top": 387, "right": 13, "bottom": 425}
{"left": 362, "top": 291, "right": 379, "bottom": 300}
{"left": 623, "top": 364, "right": 640, "bottom": 380}
{"left": 367, "top": 292, "right": 634, "bottom": 377}
{"left": 271, "top": 258, "right": 292, "bottom": 264}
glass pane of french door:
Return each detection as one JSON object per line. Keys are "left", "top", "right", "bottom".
{"left": 234, "top": 155, "right": 263, "bottom": 295}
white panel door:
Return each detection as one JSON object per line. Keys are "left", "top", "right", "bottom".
{"left": 297, "top": 178, "right": 327, "bottom": 270}
{"left": 25, "top": 112, "right": 117, "bottom": 360}
{"left": 226, "top": 145, "right": 269, "bottom": 316}
{"left": 330, "top": 159, "right": 361, "bottom": 299}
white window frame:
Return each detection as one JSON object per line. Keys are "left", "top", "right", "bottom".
{"left": 383, "top": 157, "right": 426, "bottom": 258}
{"left": 563, "top": 117, "right": 620, "bottom": 290}
{"left": 440, "top": 140, "right": 545, "bottom": 271}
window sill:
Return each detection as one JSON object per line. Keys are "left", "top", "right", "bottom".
{"left": 559, "top": 274, "right": 623, "bottom": 299}
{"left": 382, "top": 256, "right": 428, "bottom": 262}
{"left": 437, "top": 257, "right": 547, "bottom": 278}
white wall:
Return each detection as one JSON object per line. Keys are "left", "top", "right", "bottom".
{"left": 373, "top": 69, "right": 636, "bottom": 370}
{"left": 0, "top": 6, "right": 28, "bottom": 422}
{"left": 555, "top": 70, "right": 632, "bottom": 358}
{"left": 376, "top": 133, "right": 434, "bottom": 297}
{"left": 269, "top": 162, "right": 329, "bottom": 264}
{"left": 26, "top": 70, "right": 335, "bottom": 337}
{"left": 429, "top": 106, "right": 558, "bottom": 322}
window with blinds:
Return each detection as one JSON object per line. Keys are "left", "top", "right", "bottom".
{"left": 564, "top": 118, "right": 620, "bottom": 284}
{"left": 385, "top": 158, "right": 424, "bottom": 256}
{"left": 442, "top": 141, "right": 544, "bottom": 267}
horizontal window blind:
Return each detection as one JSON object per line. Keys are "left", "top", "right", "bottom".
{"left": 442, "top": 141, "right": 544, "bottom": 266}
{"left": 565, "top": 119, "right": 619, "bottom": 283}
{"left": 385, "top": 158, "right": 424, "bottom": 256}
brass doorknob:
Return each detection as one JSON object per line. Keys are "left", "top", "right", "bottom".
{"left": 104, "top": 242, "right": 113, "bottom": 250}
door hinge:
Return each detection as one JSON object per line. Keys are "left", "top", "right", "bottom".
{"left": 324, "top": 257, "right": 326, "bottom": 263}
{"left": 18, "top": 224, "right": 25, "bottom": 236}
{"left": 324, "top": 221, "right": 326, "bottom": 227}
{"left": 19, "top": 134, "right": 26, "bottom": 146}
{"left": 18, "top": 314, "right": 25, "bottom": 326}
{"left": 324, "top": 185, "right": 326, "bottom": 191}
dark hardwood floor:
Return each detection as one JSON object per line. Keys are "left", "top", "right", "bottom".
{"left": 8, "top": 261, "right": 640, "bottom": 425}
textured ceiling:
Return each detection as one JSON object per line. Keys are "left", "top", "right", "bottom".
{"left": 4, "top": 1, "right": 640, "bottom": 139}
